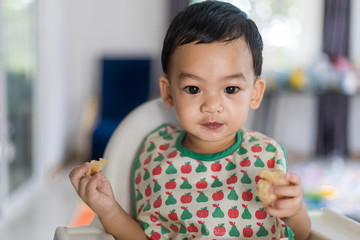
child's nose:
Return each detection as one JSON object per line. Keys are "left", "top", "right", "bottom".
{"left": 200, "top": 95, "right": 224, "bottom": 114}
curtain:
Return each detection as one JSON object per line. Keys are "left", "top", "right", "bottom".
{"left": 322, "top": 0, "right": 351, "bottom": 58}
{"left": 316, "top": 0, "right": 351, "bottom": 157}
{"left": 169, "top": 0, "right": 190, "bottom": 22}
{"left": 316, "top": 92, "right": 349, "bottom": 156}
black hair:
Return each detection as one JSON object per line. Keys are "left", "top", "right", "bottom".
{"left": 161, "top": 0, "right": 263, "bottom": 77}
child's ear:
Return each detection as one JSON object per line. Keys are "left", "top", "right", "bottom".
{"left": 250, "top": 78, "right": 266, "bottom": 110}
{"left": 159, "top": 75, "right": 174, "bottom": 107}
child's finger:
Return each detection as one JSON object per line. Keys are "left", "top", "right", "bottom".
{"left": 97, "top": 174, "right": 114, "bottom": 196}
{"left": 271, "top": 196, "right": 302, "bottom": 210}
{"left": 265, "top": 197, "right": 303, "bottom": 218}
{"left": 86, "top": 173, "right": 102, "bottom": 197}
{"left": 284, "top": 172, "right": 301, "bottom": 185}
{"left": 69, "top": 162, "right": 91, "bottom": 191}
{"left": 271, "top": 184, "right": 302, "bottom": 198}
{"left": 265, "top": 204, "right": 292, "bottom": 218}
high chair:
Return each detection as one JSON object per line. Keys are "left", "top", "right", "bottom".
{"left": 54, "top": 98, "right": 360, "bottom": 240}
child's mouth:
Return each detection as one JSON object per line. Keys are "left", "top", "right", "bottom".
{"left": 202, "top": 122, "right": 223, "bottom": 129}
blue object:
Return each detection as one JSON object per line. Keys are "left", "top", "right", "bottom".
{"left": 91, "top": 58, "right": 150, "bottom": 160}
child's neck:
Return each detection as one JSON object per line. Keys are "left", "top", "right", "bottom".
{"left": 182, "top": 133, "right": 237, "bottom": 155}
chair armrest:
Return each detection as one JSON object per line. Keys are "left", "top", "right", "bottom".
{"left": 308, "top": 209, "right": 360, "bottom": 240}
{"left": 54, "top": 226, "right": 114, "bottom": 240}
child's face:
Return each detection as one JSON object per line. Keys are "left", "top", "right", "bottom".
{"left": 160, "top": 38, "right": 266, "bottom": 154}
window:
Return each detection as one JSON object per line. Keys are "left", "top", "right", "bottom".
{"left": 190, "top": 0, "right": 323, "bottom": 76}
{"left": 0, "top": 0, "right": 38, "bottom": 221}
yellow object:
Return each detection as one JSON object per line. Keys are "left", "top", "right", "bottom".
{"left": 289, "top": 68, "right": 308, "bottom": 90}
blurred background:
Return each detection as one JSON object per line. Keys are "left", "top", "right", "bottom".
{"left": 0, "top": 0, "right": 359, "bottom": 239}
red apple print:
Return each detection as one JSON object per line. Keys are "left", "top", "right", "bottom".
{"left": 181, "top": 162, "right": 192, "bottom": 174}
{"left": 144, "top": 155, "right": 152, "bottom": 165}
{"left": 196, "top": 207, "right": 209, "bottom": 218}
{"left": 170, "top": 224, "right": 179, "bottom": 233}
{"left": 242, "top": 189, "right": 253, "bottom": 201}
{"left": 167, "top": 151, "right": 177, "bottom": 158}
{"left": 226, "top": 173, "right": 238, "bottom": 184}
{"left": 145, "top": 184, "right": 152, "bottom": 197}
{"left": 150, "top": 230, "right": 161, "bottom": 240}
{"left": 255, "top": 208, "right": 267, "bottom": 219}
{"left": 135, "top": 173, "right": 141, "bottom": 185}
{"left": 212, "top": 190, "right": 224, "bottom": 201}
{"left": 251, "top": 144, "right": 262, "bottom": 152}
{"left": 196, "top": 178, "right": 208, "bottom": 189}
{"left": 267, "top": 157, "right": 275, "bottom": 168}
{"left": 211, "top": 161, "right": 222, "bottom": 172}
{"left": 150, "top": 215, "right": 158, "bottom": 222}
{"left": 159, "top": 144, "right": 170, "bottom": 151}
{"left": 240, "top": 157, "right": 251, "bottom": 167}
{"left": 243, "top": 225, "right": 253, "bottom": 238}
{"left": 255, "top": 175, "right": 262, "bottom": 184}
{"left": 180, "top": 193, "right": 192, "bottom": 204}
{"left": 271, "top": 224, "right": 276, "bottom": 234}
{"left": 214, "top": 224, "right": 226, "bottom": 236}
{"left": 153, "top": 196, "right": 162, "bottom": 208}
{"left": 152, "top": 165, "right": 162, "bottom": 175}
{"left": 187, "top": 223, "right": 199, "bottom": 233}
{"left": 165, "top": 179, "right": 176, "bottom": 189}
{"left": 168, "top": 210, "right": 178, "bottom": 221}
{"left": 228, "top": 206, "right": 239, "bottom": 218}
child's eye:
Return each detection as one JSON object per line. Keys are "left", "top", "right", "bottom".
{"left": 184, "top": 86, "right": 200, "bottom": 94}
{"left": 224, "top": 86, "right": 240, "bottom": 94}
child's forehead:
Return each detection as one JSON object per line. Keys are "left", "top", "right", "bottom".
{"left": 168, "top": 38, "right": 254, "bottom": 77}
{"left": 176, "top": 37, "right": 249, "bottom": 54}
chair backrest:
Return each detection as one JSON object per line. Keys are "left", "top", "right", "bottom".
{"left": 102, "top": 98, "right": 179, "bottom": 217}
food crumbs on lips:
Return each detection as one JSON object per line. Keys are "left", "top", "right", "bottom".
{"left": 257, "top": 170, "right": 289, "bottom": 205}
{"left": 85, "top": 158, "right": 109, "bottom": 177}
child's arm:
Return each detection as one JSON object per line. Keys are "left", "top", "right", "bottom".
{"left": 69, "top": 163, "right": 148, "bottom": 240}
{"left": 264, "top": 172, "right": 311, "bottom": 240}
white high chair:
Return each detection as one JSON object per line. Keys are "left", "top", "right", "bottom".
{"left": 54, "top": 98, "right": 360, "bottom": 240}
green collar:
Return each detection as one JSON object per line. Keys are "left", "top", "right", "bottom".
{"left": 175, "top": 130, "right": 243, "bottom": 161}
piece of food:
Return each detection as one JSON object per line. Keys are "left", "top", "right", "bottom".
{"left": 85, "top": 158, "right": 108, "bottom": 177}
{"left": 257, "top": 170, "right": 289, "bottom": 205}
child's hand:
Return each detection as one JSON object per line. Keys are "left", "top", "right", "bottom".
{"left": 264, "top": 172, "right": 304, "bottom": 218}
{"left": 69, "top": 162, "right": 117, "bottom": 217}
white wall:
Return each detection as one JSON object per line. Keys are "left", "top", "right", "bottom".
{"left": 37, "top": 0, "right": 71, "bottom": 171}
{"left": 350, "top": 0, "right": 360, "bottom": 64}
{"left": 38, "top": 0, "right": 169, "bottom": 170}
{"left": 349, "top": 95, "right": 360, "bottom": 156}
{"left": 295, "top": 0, "right": 324, "bottom": 68}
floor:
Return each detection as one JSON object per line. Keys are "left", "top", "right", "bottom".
{"left": 0, "top": 166, "right": 81, "bottom": 240}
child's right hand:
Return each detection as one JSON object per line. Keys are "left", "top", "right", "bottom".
{"left": 69, "top": 162, "right": 117, "bottom": 218}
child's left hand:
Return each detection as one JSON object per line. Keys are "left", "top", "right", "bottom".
{"left": 264, "top": 172, "right": 304, "bottom": 218}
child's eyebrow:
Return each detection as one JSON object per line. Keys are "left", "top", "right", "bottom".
{"left": 178, "top": 72, "right": 247, "bottom": 82}
{"left": 224, "top": 73, "right": 247, "bottom": 82}
{"left": 178, "top": 72, "right": 202, "bottom": 81}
